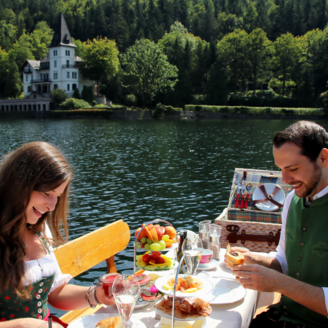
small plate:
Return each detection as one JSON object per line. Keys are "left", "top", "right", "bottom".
{"left": 135, "top": 297, "right": 149, "bottom": 308}
{"left": 68, "top": 313, "right": 146, "bottom": 328}
{"left": 155, "top": 275, "right": 213, "bottom": 297}
{"left": 154, "top": 302, "right": 205, "bottom": 321}
{"left": 200, "top": 277, "right": 246, "bottom": 304}
{"left": 197, "top": 259, "right": 219, "bottom": 271}
{"left": 252, "top": 183, "right": 285, "bottom": 212}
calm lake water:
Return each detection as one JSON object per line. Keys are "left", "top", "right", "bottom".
{"left": 1, "top": 118, "right": 327, "bottom": 315}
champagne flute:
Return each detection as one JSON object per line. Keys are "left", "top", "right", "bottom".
{"left": 113, "top": 274, "right": 140, "bottom": 328}
{"left": 182, "top": 236, "right": 203, "bottom": 275}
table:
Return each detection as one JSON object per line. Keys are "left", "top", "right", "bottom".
{"left": 96, "top": 248, "right": 274, "bottom": 328}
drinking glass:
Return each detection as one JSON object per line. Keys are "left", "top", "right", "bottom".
{"left": 209, "top": 224, "right": 222, "bottom": 260}
{"left": 113, "top": 274, "right": 140, "bottom": 328}
{"left": 182, "top": 236, "right": 203, "bottom": 275}
{"left": 199, "top": 220, "right": 211, "bottom": 249}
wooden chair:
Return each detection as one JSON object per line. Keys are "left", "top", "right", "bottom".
{"left": 54, "top": 220, "right": 130, "bottom": 324}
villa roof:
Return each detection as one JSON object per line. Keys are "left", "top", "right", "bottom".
{"left": 75, "top": 56, "right": 83, "bottom": 62}
{"left": 49, "top": 13, "right": 76, "bottom": 48}
{"left": 26, "top": 60, "right": 40, "bottom": 68}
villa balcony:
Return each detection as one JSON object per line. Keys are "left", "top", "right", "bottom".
{"left": 31, "top": 78, "right": 52, "bottom": 83}
{"left": 24, "top": 69, "right": 33, "bottom": 74}
{"left": 62, "top": 64, "right": 79, "bottom": 68}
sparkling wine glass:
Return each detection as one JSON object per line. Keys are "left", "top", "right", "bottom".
{"left": 182, "top": 235, "right": 203, "bottom": 275}
{"left": 113, "top": 274, "right": 140, "bottom": 328}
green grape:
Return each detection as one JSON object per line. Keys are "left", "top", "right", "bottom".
{"left": 159, "top": 240, "right": 166, "bottom": 250}
{"left": 162, "top": 235, "right": 170, "bottom": 241}
{"left": 144, "top": 244, "right": 150, "bottom": 250}
{"left": 150, "top": 243, "right": 161, "bottom": 251}
{"left": 147, "top": 238, "right": 152, "bottom": 244}
{"left": 136, "top": 242, "right": 141, "bottom": 248}
{"left": 140, "top": 237, "right": 147, "bottom": 244}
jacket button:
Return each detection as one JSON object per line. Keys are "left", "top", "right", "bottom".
{"left": 39, "top": 282, "right": 44, "bottom": 287}
{"left": 38, "top": 289, "right": 43, "bottom": 293}
{"left": 297, "top": 257, "right": 302, "bottom": 261}
{"left": 302, "top": 227, "right": 307, "bottom": 231}
{"left": 37, "top": 301, "right": 41, "bottom": 307}
{"left": 36, "top": 294, "right": 41, "bottom": 299}
{"left": 300, "top": 242, "right": 305, "bottom": 246}
{"left": 283, "top": 305, "right": 287, "bottom": 310}
{"left": 296, "top": 272, "right": 301, "bottom": 277}
{"left": 38, "top": 308, "right": 42, "bottom": 314}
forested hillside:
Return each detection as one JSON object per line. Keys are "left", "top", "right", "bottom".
{"left": 1, "top": 0, "right": 328, "bottom": 108}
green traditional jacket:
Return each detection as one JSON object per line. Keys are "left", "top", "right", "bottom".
{"left": 274, "top": 192, "right": 328, "bottom": 327}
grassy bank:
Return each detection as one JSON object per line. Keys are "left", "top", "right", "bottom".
{"left": 185, "top": 105, "right": 328, "bottom": 117}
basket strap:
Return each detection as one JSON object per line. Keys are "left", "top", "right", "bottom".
{"left": 253, "top": 184, "right": 283, "bottom": 209}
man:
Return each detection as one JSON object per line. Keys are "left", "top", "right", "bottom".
{"left": 227, "top": 121, "right": 328, "bottom": 328}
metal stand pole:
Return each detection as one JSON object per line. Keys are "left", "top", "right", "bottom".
{"left": 171, "top": 253, "right": 192, "bottom": 328}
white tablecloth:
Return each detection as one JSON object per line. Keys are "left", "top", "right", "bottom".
{"left": 96, "top": 248, "right": 273, "bottom": 328}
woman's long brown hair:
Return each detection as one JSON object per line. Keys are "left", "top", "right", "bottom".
{"left": 0, "top": 141, "right": 72, "bottom": 294}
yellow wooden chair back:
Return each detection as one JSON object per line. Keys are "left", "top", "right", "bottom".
{"left": 54, "top": 220, "right": 130, "bottom": 323}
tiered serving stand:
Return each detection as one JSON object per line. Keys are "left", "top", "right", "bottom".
{"left": 134, "top": 220, "right": 213, "bottom": 328}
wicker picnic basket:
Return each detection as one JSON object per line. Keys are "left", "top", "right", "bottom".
{"left": 214, "top": 168, "right": 292, "bottom": 252}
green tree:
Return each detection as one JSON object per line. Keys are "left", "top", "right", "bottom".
{"left": 120, "top": 39, "right": 178, "bottom": 108}
{"left": 51, "top": 89, "right": 67, "bottom": 105}
{"left": 217, "top": 12, "right": 243, "bottom": 40}
{"left": 0, "top": 20, "right": 17, "bottom": 51}
{"left": 73, "top": 87, "right": 81, "bottom": 99}
{"left": 217, "top": 29, "right": 250, "bottom": 93}
{"left": 205, "top": 61, "right": 228, "bottom": 105}
{"left": 243, "top": 2, "right": 258, "bottom": 33}
{"left": 80, "top": 37, "right": 120, "bottom": 96}
{"left": 247, "top": 28, "right": 272, "bottom": 95}
{"left": 272, "top": 32, "right": 303, "bottom": 97}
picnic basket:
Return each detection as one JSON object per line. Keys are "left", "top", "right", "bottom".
{"left": 214, "top": 168, "right": 292, "bottom": 252}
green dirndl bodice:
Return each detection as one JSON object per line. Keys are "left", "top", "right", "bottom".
{"left": 0, "top": 232, "right": 56, "bottom": 322}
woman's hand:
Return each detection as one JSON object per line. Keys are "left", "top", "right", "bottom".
{"left": 95, "top": 286, "right": 115, "bottom": 306}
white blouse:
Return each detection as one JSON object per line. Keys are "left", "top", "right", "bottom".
{"left": 23, "top": 225, "right": 72, "bottom": 294}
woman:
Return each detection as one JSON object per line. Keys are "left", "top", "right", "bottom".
{"left": 0, "top": 142, "right": 114, "bottom": 328}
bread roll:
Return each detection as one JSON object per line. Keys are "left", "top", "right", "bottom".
{"left": 226, "top": 250, "right": 244, "bottom": 267}
{"left": 96, "top": 316, "right": 123, "bottom": 328}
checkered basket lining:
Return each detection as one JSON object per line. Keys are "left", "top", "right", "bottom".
{"left": 227, "top": 168, "right": 290, "bottom": 224}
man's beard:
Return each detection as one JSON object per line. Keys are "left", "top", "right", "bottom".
{"left": 295, "top": 163, "right": 322, "bottom": 199}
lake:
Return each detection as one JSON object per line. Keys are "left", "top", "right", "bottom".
{"left": 1, "top": 118, "right": 326, "bottom": 315}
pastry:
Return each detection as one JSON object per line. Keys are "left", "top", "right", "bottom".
{"left": 96, "top": 316, "right": 123, "bottom": 328}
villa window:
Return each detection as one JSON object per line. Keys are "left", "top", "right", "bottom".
{"left": 72, "top": 84, "right": 77, "bottom": 90}
{"left": 53, "top": 72, "right": 58, "bottom": 79}
{"left": 66, "top": 60, "right": 69, "bottom": 67}
{"left": 54, "top": 60, "right": 57, "bottom": 68}
{"left": 53, "top": 50, "right": 57, "bottom": 56}
{"left": 65, "top": 50, "right": 70, "bottom": 56}
{"left": 28, "top": 86, "right": 31, "bottom": 92}
{"left": 72, "top": 72, "right": 77, "bottom": 79}
{"left": 67, "top": 84, "right": 70, "bottom": 91}
{"left": 54, "top": 84, "right": 58, "bottom": 90}
{"left": 67, "top": 72, "right": 70, "bottom": 78}
{"left": 25, "top": 75, "right": 28, "bottom": 82}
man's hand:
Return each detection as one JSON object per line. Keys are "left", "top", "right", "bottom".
{"left": 224, "top": 247, "right": 257, "bottom": 267}
{"left": 231, "top": 264, "right": 283, "bottom": 292}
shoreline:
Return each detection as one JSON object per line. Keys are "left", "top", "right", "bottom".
{"left": 0, "top": 106, "right": 327, "bottom": 120}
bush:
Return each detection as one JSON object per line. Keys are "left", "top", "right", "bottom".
{"left": 81, "top": 86, "right": 94, "bottom": 103}
{"left": 92, "top": 100, "right": 97, "bottom": 106}
{"left": 72, "top": 88, "right": 81, "bottom": 99}
{"left": 51, "top": 89, "right": 67, "bottom": 104}
{"left": 59, "top": 98, "right": 91, "bottom": 109}
{"left": 124, "top": 94, "right": 138, "bottom": 107}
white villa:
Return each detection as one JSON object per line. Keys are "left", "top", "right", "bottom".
{"left": 22, "top": 14, "right": 94, "bottom": 99}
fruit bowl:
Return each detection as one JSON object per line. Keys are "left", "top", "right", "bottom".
{"left": 136, "top": 242, "right": 178, "bottom": 251}
{"left": 136, "top": 251, "right": 176, "bottom": 271}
